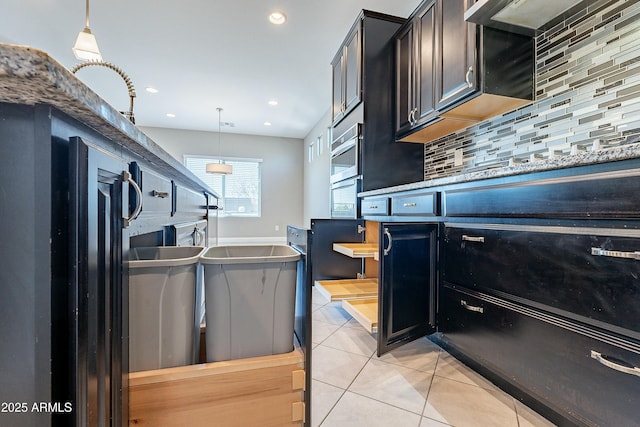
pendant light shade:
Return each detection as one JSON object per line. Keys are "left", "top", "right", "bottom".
{"left": 73, "top": 0, "right": 102, "bottom": 61}
{"left": 207, "top": 108, "right": 233, "bottom": 175}
{"left": 73, "top": 28, "right": 102, "bottom": 61}
{"left": 206, "top": 163, "right": 233, "bottom": 174}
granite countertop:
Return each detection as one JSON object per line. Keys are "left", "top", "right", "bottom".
{"left": 360, "top": 134, "right": 640, "bottom": 198}
{"left": 0, "top": 43, "right": 216, "bottom": 196}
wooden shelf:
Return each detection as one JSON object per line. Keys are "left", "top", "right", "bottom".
{"left": 129, "top": 348, "right": 305, "bottom": 426}
{"left": 315, "top": 278, "right": 378, "bottom": 301}
{"left": 342, "top": 298, "right": 378, "bottom": 333}
{"left": 333, "top": 243, "right": 378, "bottom": 258}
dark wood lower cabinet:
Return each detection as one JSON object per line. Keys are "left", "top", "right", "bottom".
{"left": 68, "top": 137, "right": 129, "bottom": 427}
{"left": 378, "top": 223, "right": 437, "bottom": 355}
{"left": 438, "top": 284, "right": 640, "bottom": 427}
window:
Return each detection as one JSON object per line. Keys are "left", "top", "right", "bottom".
{"left": 184, "top": 155, "right": 262, "bottom": 217}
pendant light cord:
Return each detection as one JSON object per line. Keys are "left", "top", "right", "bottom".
{"left": 217, "top": 107, "right": 223, "bottom": 161}
{"left": 85, "top": 0, "right": 91, "bottom": 29}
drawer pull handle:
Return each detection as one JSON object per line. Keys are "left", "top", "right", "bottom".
{"left": 368, "top": 205, "right": 378, "bottom": 209}
{"left": 461, "top": 300, "right": 484, "bottom": 314}
{"left": 403, "top": 202, "right": 417, "bottom": 207}
{"left": 151, "top": 190, "right": 169, "bottom": 198}
{"left": 462, "top": 235, "right": 485, "bottom": 243}
{"left": 591, "top": 350, "right": 640, "bottom": 377}
{"left": 591, "top": 248, "right": 640, "bottom": 260}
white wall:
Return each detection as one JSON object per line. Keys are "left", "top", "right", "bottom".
{"left": 141, "top": 126, "right": 304, "bottom": 242}
{"left": 302, "top": 109, "right": 332, "bottom": 225}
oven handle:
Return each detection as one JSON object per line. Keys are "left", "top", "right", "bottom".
{"left": 331, "top": 177, "right": 360, "bottom": 190}
{"left": 331, "top": 136, "right": 358, "bottom": 157}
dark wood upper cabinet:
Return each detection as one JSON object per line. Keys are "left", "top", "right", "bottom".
{"left": 396, "top": 0, "right": 534, "bottom": 143}
{"left": 331, "top": 24, "right": 361, "bottom": 125}
{"left": 436, "top": 0, "right": 476, "bottom": 110}
{"left": 331, "top": 11, "right": 424, "bottom": 192}
{"left": 396, "top": 1, "right": 437, "bottom": 136}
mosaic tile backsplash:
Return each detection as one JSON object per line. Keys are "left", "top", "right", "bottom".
{"left": 424, "top": 0, "right": 640, "bottom": 179}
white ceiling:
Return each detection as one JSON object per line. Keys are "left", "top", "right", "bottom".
{"left": 1, "top": 0, "right": 419, "bottom": 139}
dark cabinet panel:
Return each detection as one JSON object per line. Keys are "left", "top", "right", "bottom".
{"left": 396, "top": 0, "right": 533, "bottom": 143}
{"left": 332, "top": 11, "right": 424, "bottom": 192}
{"left": 445, "top": 168, "right": 640, "bottom": 218}
{"left": 391, "top": 191, "right": 439, "bottom": 216}
{"left": 69, "top": 137, "right": 129, "bottom": 427}
{"left": 439, "top": 284, "right": 640, "bottom": 427}
{"left": 310, "top": 219, "right": 364, "bottom": 282}
{"left": 417, "top": 4, "right": 437, "bottom": 123}
{"left": 361, "top": 196, "right": 390, "bottom": 216}
{"left": 378, "top": 223, "right": 437, "bottom": 355}
{"left": 395, "top": 24, "right": 414, "bottom": 134}
{"left": 331, "top": 24, "right": 361, "bottom": 125}
{"left": 436, "top": 0, "right": 476, "bottom": 109}
{"left": 396, "top": 1, "right": 437, "bottom": 135}
{"left": 443, "top": 224, "right": 640, "bottom": 339}
{"left": 129, "top": 163, "right": 172, "bottom": 217}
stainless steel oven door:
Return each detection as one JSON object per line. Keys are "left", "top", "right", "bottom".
{"left": 330, "top": 124, "right": 360, "bottom": 184}
{"left": 331, "top": 177, "right": 360, "bottom": 219}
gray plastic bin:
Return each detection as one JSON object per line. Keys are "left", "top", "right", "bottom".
{"left": 200, "top": 245, "right": 300, "bottom": 362}
{"left": 129, "top": 246, "right": 206, "bottom": 372}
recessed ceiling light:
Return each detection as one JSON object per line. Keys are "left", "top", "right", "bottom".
{"left": 264, "top": 121, "right": 272, "bottom": 126}
{"left": 166, "top": 113, "right": 176, "bottom": 118}
{"left": 268, "top": 99, "right": 278, "bottom": 106}
{"left": 145, "top": 86, "right": 159, "bottom": 94}
{"left": 269, "top": 11, "right": 286, "bottom": 25}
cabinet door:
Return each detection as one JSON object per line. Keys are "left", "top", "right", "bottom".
{"left": 310, "top": 219, "right": 364, "bottom": 283}
{"left": 343, "top": 24, "right": 361, "bottom": 116}
{"left": 436, "top": 0, "right": 477, "bottom": 110}
{"left": 415, "top": 1, "right": 437, "bottom": 125}
{"left": 69, "top": 137, "right": 129, "bottom": 427}
{"left": 396, "top": 24, "right": 414, "bottom": 134}
{"left": 331, "top": 54, "right": 344, "bottom": 123}
{"left": 378, "top": 223, "right": 437, "bottom": 356}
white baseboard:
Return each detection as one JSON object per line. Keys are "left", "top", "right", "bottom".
{"left": 207, "top": 236, "right": 287, "bottom": 246}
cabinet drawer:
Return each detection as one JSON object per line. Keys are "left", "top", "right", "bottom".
{"left": 440, "top": 285, "right": 640, "bottom": 427}
{"left": 361, "top": 197, "right": 389, "bottom": 216}
{"left": 443, "top": 224, "right": 640, "bottom": 338}
{"left": 140, "top": 169, "right": 172, "bottom": 214}
{"left": 391, "top": 191, "right": 439, "bottom": 216}
{"left": 174, "top": 184, "right": 206, "bottom": 216}
{"left": 444, "top": 168, "right": 640, "bottom": 218}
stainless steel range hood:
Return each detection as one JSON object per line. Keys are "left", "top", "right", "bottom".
{"left": 464, "top": 0, "right": 586, "bottom": 36}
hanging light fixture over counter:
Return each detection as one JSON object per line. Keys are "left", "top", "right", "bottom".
{"left": 73, "top": 0, "right": 102, "bottom": 61}
{"left": 207, "top": 108, "right": 233, "bottom": 175}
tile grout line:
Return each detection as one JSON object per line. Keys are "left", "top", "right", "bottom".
{"left": 420, "top": 349, "right": 446, "bottom": 426}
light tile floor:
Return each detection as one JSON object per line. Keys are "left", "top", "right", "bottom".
{"left": 311, "top": 287, "right": 557, "bottom": 427}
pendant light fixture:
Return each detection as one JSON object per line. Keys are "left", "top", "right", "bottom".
{"left": 73, "top": 0, "right": 102, "bottom": 61}
{"left": 206, "top": 108, "right": 233, "bottom": 175}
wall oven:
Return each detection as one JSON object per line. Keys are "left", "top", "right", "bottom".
{"left": 331, "top": 176, "right": 361, "bottom": 219}
{"left": 330, "top": 123, "right": 361, "bottom": 184}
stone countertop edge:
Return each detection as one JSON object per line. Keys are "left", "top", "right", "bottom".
{"left": 0, "top": 43, "right": 218, "bottom": 198}
{"left": 360, "top": 141, "right": 640, "bottom": 198}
